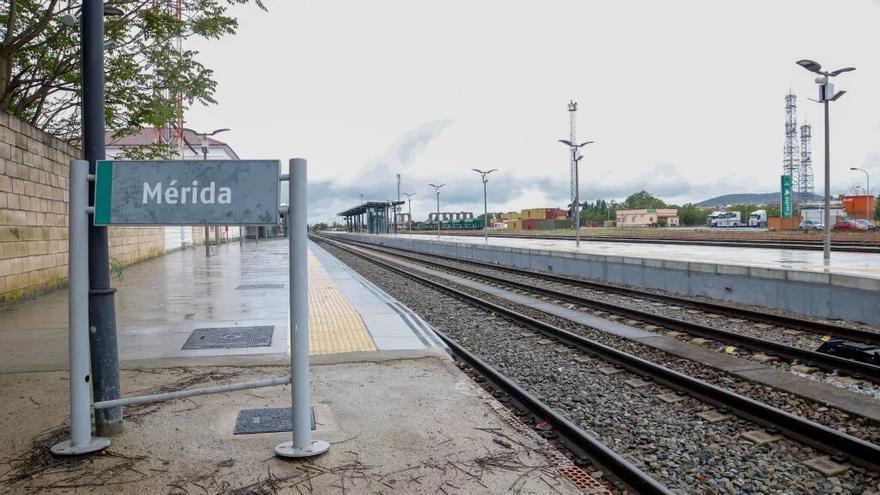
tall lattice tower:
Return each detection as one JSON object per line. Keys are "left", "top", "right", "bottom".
{"left": 783, "top": 92, "right": 801, "bottom": 202}
{"left": 799, "top": 122, "right": 814, "bottom": 201}
{"left": 567, "top": 100, "right": 578, "bottom": 217}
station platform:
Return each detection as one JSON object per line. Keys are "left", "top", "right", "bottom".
{"left": 0, "top": 239, "right": 441, "bottom": 372}
{"left": 0, "top": 238, "right": 591, "bottom": 493}
{"left": 334, "top": 232, "right": 880, "bottom": 326}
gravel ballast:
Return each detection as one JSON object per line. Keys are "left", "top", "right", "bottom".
{"left": 317, "top": 239, "right": 880, "bottom": 495}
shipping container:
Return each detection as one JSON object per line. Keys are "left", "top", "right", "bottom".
{"left": 555, "top": 219, "right": 569, "bottom": 229}
{"left": 843, "top": 195, "right": 876, "bottom": 220}
{"left": 539, "top": 220, "right": 556, "bottom": 230}
{"left": 522, "top": 218, "right": 540, "bottom": 230}
{"left": 521, "top": 208, "right": 548, "bottom": 220}
{"left": 508, "top": 219, "right": 521, "bottom": 230}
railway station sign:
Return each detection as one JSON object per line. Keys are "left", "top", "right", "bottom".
{"left": 781, "top": 175, "right": 793, "bottom": 218}
{"left": 93, "top": 160, "right": 280, "bottom": 225}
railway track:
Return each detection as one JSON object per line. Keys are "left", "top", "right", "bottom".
{"left": 414, "top": 231, "right": 880, "bottom": 253}
{"left": 333, "top": 236, "right": 879, "bottom": 346}
{"left": 325, "top": 236, "right": 880, "bottom": 385}
{"left": 315, "top": 235, "right": 880, "bottom": 492}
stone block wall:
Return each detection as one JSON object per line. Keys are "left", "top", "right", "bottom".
{"left": 0, "top": 111, "right": 167, "bottom": 304}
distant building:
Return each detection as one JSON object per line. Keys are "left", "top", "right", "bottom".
{"left": 105, "top": 128, "right": 239, "bottom": 160}
{"left": 615, "top": 208, "right": 680, "bottom": 227}
{"left": 104, "top": 128, "right": 242, "bottom": 251}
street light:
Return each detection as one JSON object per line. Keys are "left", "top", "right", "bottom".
{"left": 403, "top": 193, "right": 416, "bottom": 238}
{"left": 558, "top": 139, "right": 593, "bottom": 248}
{"left": 796, "top": 59, "right": 855, "bottom": 265}
{"left": 472, "top": 169, "right": 498, "bottom": 244}
{"left": 189, "top": 127, "right": 230, "bottom": 255}
{"left": 850, "top": 167, "right": 870, "bottom": 222}
{"left": 429, "top": 183, "right": 445, "bottom": 239}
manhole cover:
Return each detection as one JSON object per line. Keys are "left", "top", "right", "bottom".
{"left": 236, "top": 283, "right": 285, "bottom": 290}
{"left": 233, "top": 407, "right": 315, "bottom": 435}
{"left": 182, "top": 325, "right": 274, "bottom": 350}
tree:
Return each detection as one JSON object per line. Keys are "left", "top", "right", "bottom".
{"left": 677, "top": 203, "right": 709, "bottom": 226}
{"left": 621, "top": 191, "right": 667, "bottom": 210}
{"left": 1, "top": 0, "right": 265, "bottom": 143}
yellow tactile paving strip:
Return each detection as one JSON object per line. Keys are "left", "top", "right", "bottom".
{"left": 308, "top": 250, "right": 377, "bottom": 355}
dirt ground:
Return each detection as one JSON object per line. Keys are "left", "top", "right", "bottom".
{"left": 0, "top": 357, "right": 593, "bottom": 494}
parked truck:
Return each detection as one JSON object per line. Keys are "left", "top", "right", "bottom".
{"left": 707, "top": 211, "right": 742, "bottom": 228}
{"left": 747, "top": 209, "right": 767, "bottom": 228}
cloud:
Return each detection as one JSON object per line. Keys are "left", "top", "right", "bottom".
{"left": 341, "top": 119, "right": 454, "bottom": 187}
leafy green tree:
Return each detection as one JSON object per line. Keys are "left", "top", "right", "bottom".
{"left": 1, "top": 0, "right": 265, "bottom": 143}
{"left": 677, "top": 203, "right": 709, "bottom": 226}
{"left": 621, "top": 191, "right": 667, "bottom": 210}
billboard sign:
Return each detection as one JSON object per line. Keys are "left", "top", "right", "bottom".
{"left": 781, "top": 175, "right": 793, "bottom": 218}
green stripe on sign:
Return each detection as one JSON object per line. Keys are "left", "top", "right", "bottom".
{"left": 94, "top": 160, "right": 114, "bottom": 225}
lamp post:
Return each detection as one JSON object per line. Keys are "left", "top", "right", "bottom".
{"left": 403, "top": 193, "right": 415, "bottom": 237}
{"left": 558, "top": 139, "right": 593, "bottom": 248}
{"left": 796, "top": 59, "right": 855, "bottom": 265}
{"left": 429, "top": 183, "right": 445, "bottom": 239}
{"left": 81, "top": 0, "right": 125, "bottom": 437}
{"left": 192, "top": 127, "right": 230, "bottom": 256}
{"left": 472, "top": 169, "right": 498, "bottom": 244}
{"left": 850, "top": 167, "right": 870, "bottom": 222}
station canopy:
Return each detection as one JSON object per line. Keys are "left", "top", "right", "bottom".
{"left": 338, "top": 201, "right": 405, "bottom": 217}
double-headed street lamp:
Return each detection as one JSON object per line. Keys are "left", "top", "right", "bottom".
{"left": 429, "top": 183, "right": 445, "bottom": 238}
{"left": 403, "top": 192, "right": 416, "bottom": 237}
{"left": 472, "top": 168, "right": 497, "bottom": 244}
{"left": 850, "top": 167, "right": 870, "bottom": 222}
{"left": 558, "top": 138, "right": 593, "bottom": 248}
{"left": 796, "top": 59, "right": 855, "bottom": 265}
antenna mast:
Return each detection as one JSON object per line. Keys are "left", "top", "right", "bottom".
{"left": 783, "top": 92, "right": 801, "bottom": 203}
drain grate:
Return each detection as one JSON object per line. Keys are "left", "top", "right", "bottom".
{"left": 233, "top": 407, "right": 315, "bottom": 435}
{"left": 236, "top": 283, "right": 285, "bottom": 290}
{"left": 182, "top": 325, "right": 274, "bottom": 350}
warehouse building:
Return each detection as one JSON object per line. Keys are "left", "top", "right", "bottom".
{"left": 615, "top": 208, "right": 680, "bottom": 227}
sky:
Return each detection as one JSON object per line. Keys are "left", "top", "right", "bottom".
{"left": 185, "top": 0, "right": 880, "bottom": 223}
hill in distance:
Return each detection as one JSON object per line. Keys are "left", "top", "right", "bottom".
{"left": 696, "top": 192, "right": 822, "bottom": 207}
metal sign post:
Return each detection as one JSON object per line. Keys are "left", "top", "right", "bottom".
{"left": 53, "top": 158, "right": 328, "bottom": 459}
{"left": 276, "top": 158, "right": 329, "bottom": 457}
{"left": 52, "top": 160, "right": 111, "bottom": 455}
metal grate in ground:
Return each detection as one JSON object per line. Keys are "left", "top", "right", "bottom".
{"left": 182, "top": 325, "right": 274, "bottom": 349}
{"left": 233, "top": 407, "right": 315, "bottom": 435}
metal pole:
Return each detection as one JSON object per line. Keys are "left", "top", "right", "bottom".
{"left": 574, "top": 150, "right": 581, "bottom": 248}
{"left": 52, "top": 160, "right": 110, "bottom": 455}
{"left": 436, "top": 192, "right": 441, "bottom": 239}
{"left": 396, "top": 173, "right": 401, "bottom": 235}
{"left": 95, "top": 376, "right": 290, "bottom": 409}
{"left": 483, "top": 178, "right": 488, "bottom": 244}
{"left": 409, "top": 198, "right": 413, "bottom": 238}
{"left": 276, "top": 158, "right": 329, "bottom": 458}
{"left": 823, "top": 99, "right": 831, "bottom": 265}
{"left": 82, "top": 0, "right": 122, "bottom": 436}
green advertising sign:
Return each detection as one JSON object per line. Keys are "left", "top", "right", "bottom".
{"left": 781, "top": 175, "right": 792, "bottom": 218}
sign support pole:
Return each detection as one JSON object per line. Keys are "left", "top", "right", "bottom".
{"left": 276, "top": 158, "right": 329, "bottom": 458}
{"left": 52, "top": 160, "right": 111, "bottom": 455}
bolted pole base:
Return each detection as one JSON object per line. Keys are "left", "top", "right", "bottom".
{"left": 51, "top": 437, "right": 110, "bottom": 456}
{"left": 275, "top": 439, "right": 330, "bottom": 458}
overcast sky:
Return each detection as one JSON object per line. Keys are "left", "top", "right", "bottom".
{"left": 185, "top": 0, "right": 880, "bottom": 222}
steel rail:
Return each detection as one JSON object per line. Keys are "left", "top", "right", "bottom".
{"left": 435, "top": 326, "right": 672, "bottom": 495}
{"left": 336, "top": 235, "right": 880, "bottom": 346}
{"left": 331, "top": 236, "right": 880, "bottom": 382}
{"left": 317, "top": 235, "right": 880, "bottom": 472}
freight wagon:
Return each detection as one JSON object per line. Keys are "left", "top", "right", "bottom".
{"left": 417, "top": 218, "right": 485, "bottom": 230}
